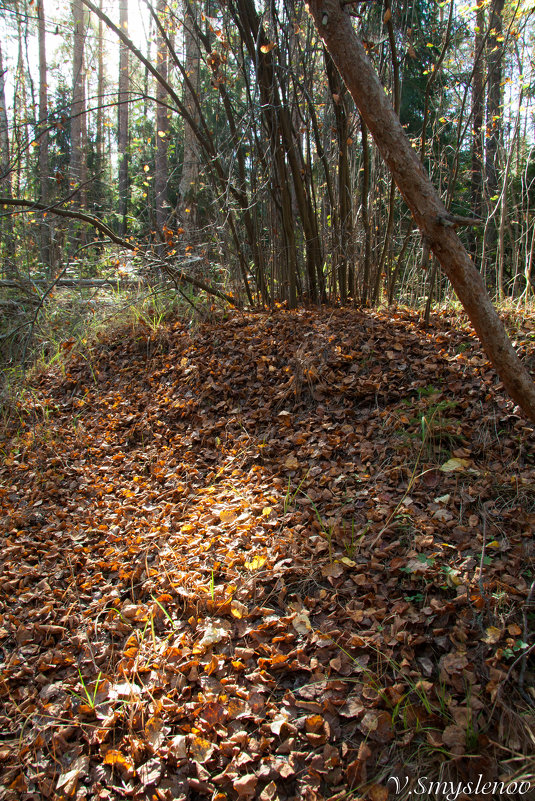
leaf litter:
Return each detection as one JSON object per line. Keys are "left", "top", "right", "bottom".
{"left": 0, "top": 307, "right": 534, "bottom": 800}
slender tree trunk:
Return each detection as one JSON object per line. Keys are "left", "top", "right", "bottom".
{"left": 360, "top": 117, "right": 371, "bottom": 305}
{"left": 0, "top": 42, "right": 10, "bottom": 197}
{"left": 470, "top": 0, "right": 485, "bottom": 263}
{"left": 0, "top": 40, "right": 15, "bottom": 278}
{"left": 373, "top": 0, "right": 400, "bottom": 305}
{"left": 117, "top": 0, "right": 129, "bottom": 235}
{"left": 484, "top": 0, "right": 504, "bottom": 286}
{"left": 13, "top": 6, "right": 27, "bottom": 199}
{"left": 37, "top": 0, "right": 52, "bottom": 273}
{"left": 177, "top": 0, "right": 200, "bottom": 241}
{"left": 325, "top": 49, "right": 353, "bottom": 302}
{"left": 497, "top": 102, "right": 521, "bottom": 300}
{"left": 71, "top": 0, "right": 85, "bottom": 199}
{"left": 154, "top": 0, "right": 169, "bottom": 236}
{"left": 230, "top": 0, "right": 323, "bottom": 304}
{"left": 95, "top": 0, "right": 105, "bottom": 209}
{"left": 307, "top": 0, "right": 535, "bottom": 423}
{"left": 70, "top": 0, "right": 87, "bottom": 254}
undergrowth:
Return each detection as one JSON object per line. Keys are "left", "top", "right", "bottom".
{"left": 0, "top": 281, "right": 211, "bottom": 427}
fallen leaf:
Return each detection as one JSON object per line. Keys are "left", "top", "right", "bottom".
{"left": 441, "top": 724, "right": 466, "bottom": 753}
{"left": 284, "top": 455, "right": 299, "bottom": 470}
{"left": 483, "top": 626, "right": 502, "bottom": 645}
{"left": 292, "top": 611, "right": 312, "bottom": 635}
{"left": 231, "top": 599, "right": 248, "bottom": 618}
{"left": 103, "top": 750, "right": 135, "bottom": 778}
{"left": 233, "top": 773, "right": 258, "bottom": 798}
{"left": 56, "top": 756, "right": 89, "bottom": 796}
{"left": 244, "top": 555, "right": 266, "bottom": 571}
{"left": 190, "top": 736, "right": 214, "bottom": 763}
{"left": 440, "top": 457, "right": 471, "bottom": 472}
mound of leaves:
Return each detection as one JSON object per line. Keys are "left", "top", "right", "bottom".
{"left": 0, "top": 307, "right": 534, "bottom": 801}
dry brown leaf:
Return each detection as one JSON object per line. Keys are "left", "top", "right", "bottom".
{"left": 233, "top": 773, "right": 258, "bottom": 798}
{"left": 190, "top": 735, "right": 214, "bottom": 763}
{"left": 441, "top": 724, "right": 466, "bottom": 753}
{"left": 292, "top": 611, "right": 312, "bottom": 634}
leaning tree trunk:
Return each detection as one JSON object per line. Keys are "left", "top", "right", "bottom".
{"left": 307, "top": 0, "right": 535, "bottom": 423}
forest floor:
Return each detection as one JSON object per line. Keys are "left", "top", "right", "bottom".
{"left": 1, "top": 306, "right": 534, "bottom": 801}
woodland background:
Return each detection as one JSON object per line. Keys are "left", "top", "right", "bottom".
{"left": 1, "top": 0, "right": 535, "bottom": 360}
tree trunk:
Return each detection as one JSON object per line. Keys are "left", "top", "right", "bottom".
{"left": 360, "top": 117, "right": 371, "bottom": 306}
{"left": 470, "top": 0, "right": 484, "bottom": 263}
{"left": 325, "top": 49, "right": 353, "bottom": 302}
{"left": 71, "top": 0, "right": 86, "bottom": 204}
{"left": 307, "top": 0, "right": 535, "bottom": 423}
{"left": 177, "top": 0, "right": 200, "bottom": 241}
{"left": 154, "top": 0, "right": 169, "bottom": 237}
{"left": 95, "top": 0, "right": 105, "bottom": 210}
{"left": 0, "top": 39, "right": 15, "bottom": 278}
{"left": 117, "top": 0, "right": 129, "bottom": 236}
{"left": 484, "top": 0, "right": 504, "bottom": 284}
{"left": 37, "top": 0, "right": 52, "bottom": 273}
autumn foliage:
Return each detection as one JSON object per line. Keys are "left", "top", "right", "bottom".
{"left": 0, "top": 308, "right": 534, "bottom": 799}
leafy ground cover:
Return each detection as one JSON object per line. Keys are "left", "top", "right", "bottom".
{"left": 0, "top": 307, "right": 534, "bottom": 801}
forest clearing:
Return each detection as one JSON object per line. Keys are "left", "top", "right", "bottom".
{"left": 1, "top": 306, "right": 534, "bottom": 800}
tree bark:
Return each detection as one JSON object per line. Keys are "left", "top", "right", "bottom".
{"left": 71, "top": 0, "right": 86, "bottom": 203}
{"left": 484, "top": 0, "right": 504, "bottom": 281}
{"left": 117, "top": 0, "right": 129, "bottom": 235}
{"left": 307, "top": 0, "right": 535, "bottom": 423}
{"left": 95, "top": 0, "right": 105, "bottom": 210}
{"left": 0, "top": 39, "right": 15, "bottom": 278}
{"left": 177, "top": 0, "right": 200, "bottom": 240}
{"left": 325, "top": 49, "right": 353, "bottom": 302}
{"left": 154, "top": 0, "right": 169, "bottom": 236}
{"left": 470, "top": 0, "right": 485, "bottom": 263}
{"left": 37, "top": 0, "right": 52, "bottom": 273}
{"left": 359, "top": 116, "right": 371, "bottom": 305}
